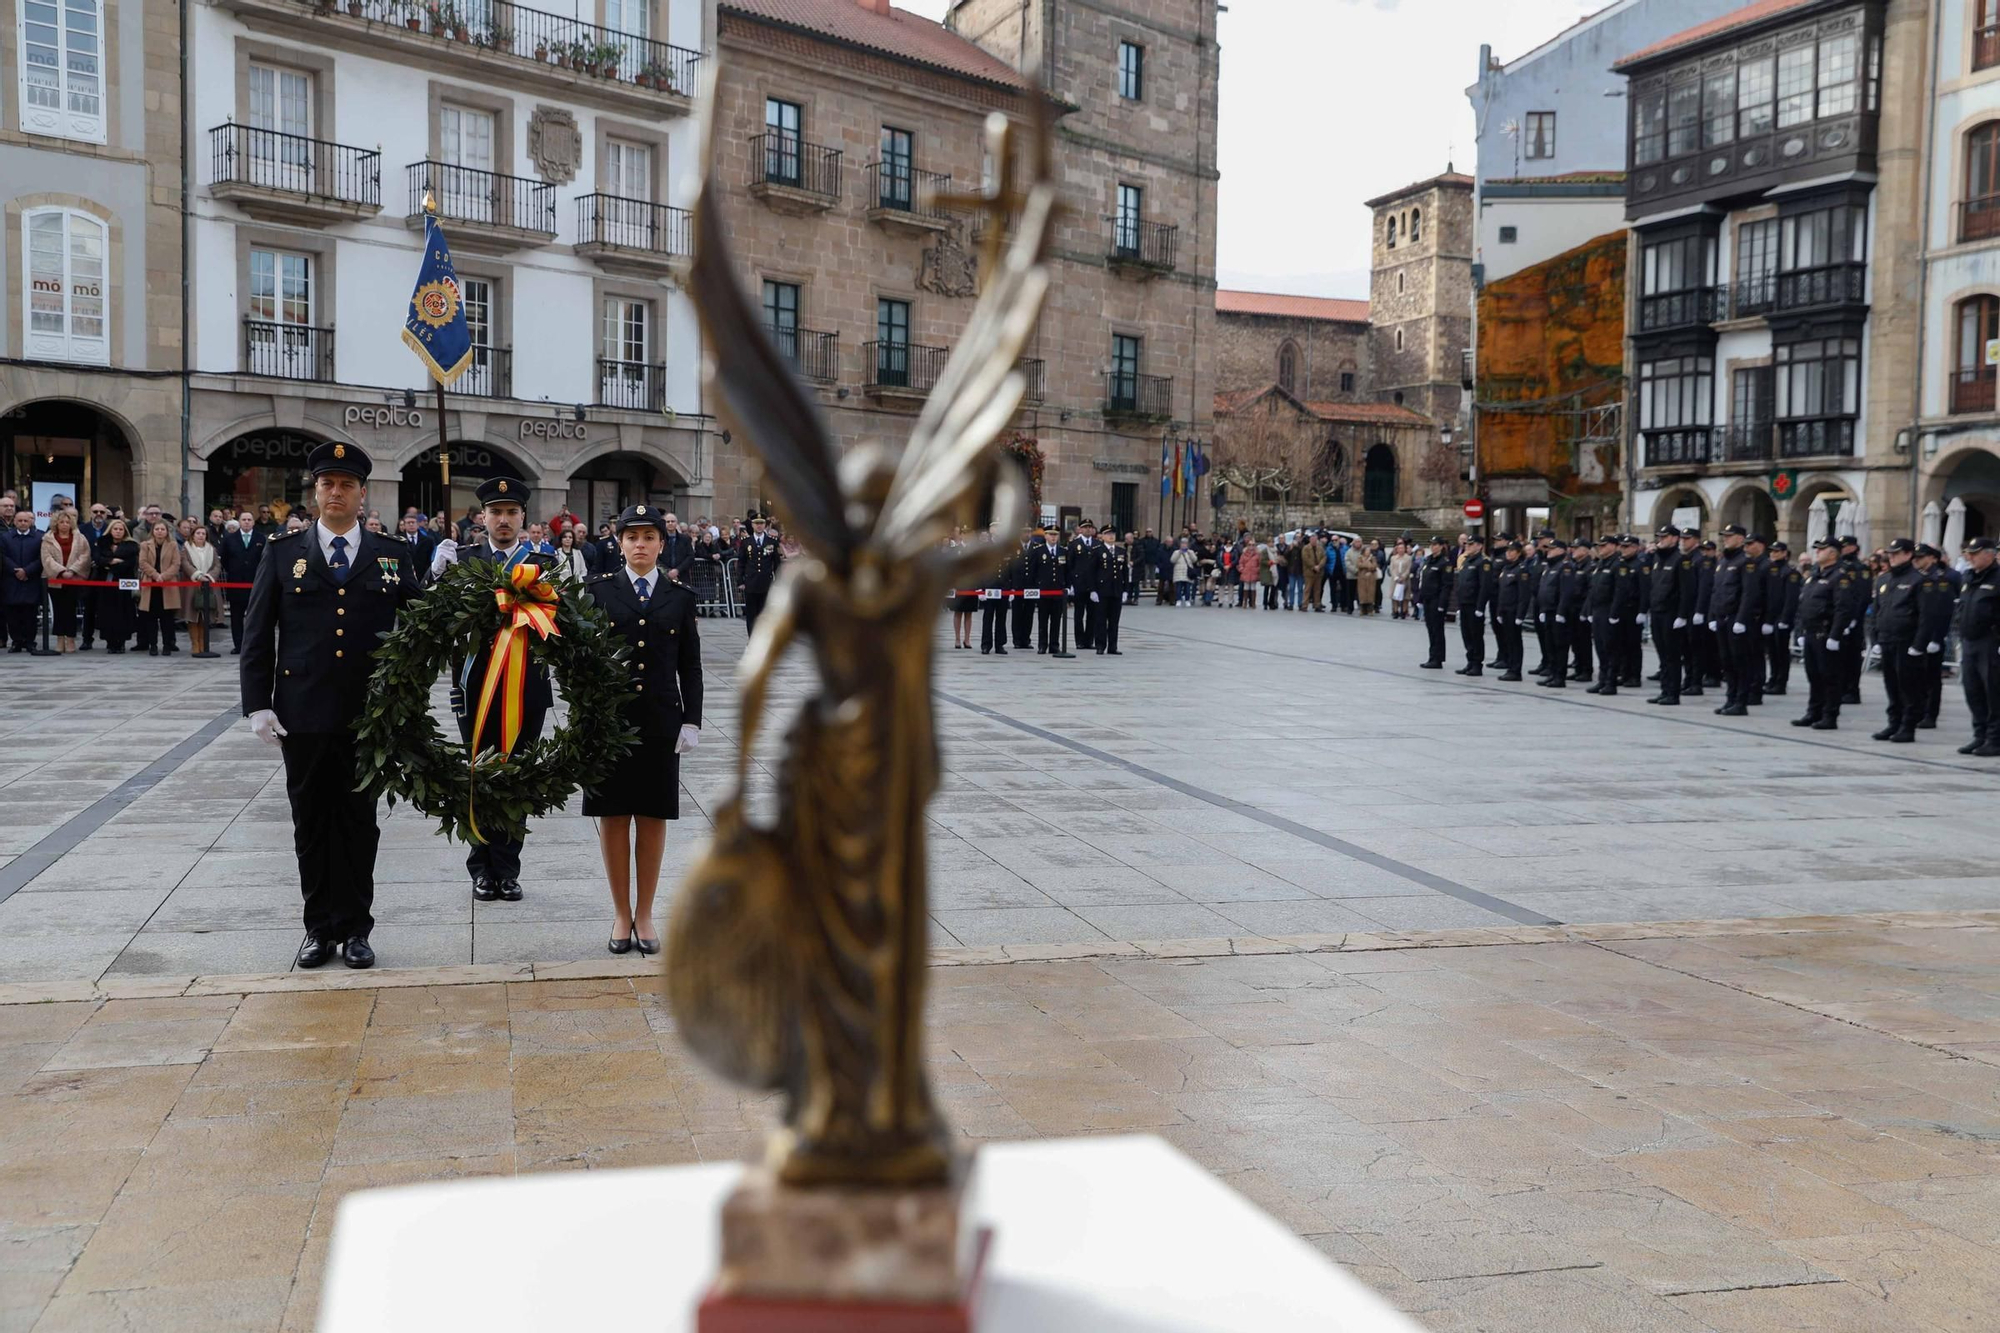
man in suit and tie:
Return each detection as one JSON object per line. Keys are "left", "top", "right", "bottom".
{"left": 428, "top": 475, "right": 556, "bottom": 904}
{"left": 218, "top": 509, "right": 267, "bottom": 654}
{"left": 395, "top": 512, "right": 437, "bottom": 567}
{"left": 660, "top": 512, "right": 696, "bottom": 584}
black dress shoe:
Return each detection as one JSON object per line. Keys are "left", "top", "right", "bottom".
{"left": 497, "top": 879, "right": 523, "bottom": 901}
{"left": 1841, "top": 692, "right": 1861, "bottom": 705}
{"left": 1497, "top": 671, "right": 1522, "bottom": 682}
{"left": 1108, "top": 649, "right": 1123, "bottom": 655}
{"left": 297, "top": 935, "right": 333, "bottom": 968}
{"left": 1683, "top": 687, "right": 1704, "bottom": 697}
{"left": 608, "top": 933, "right": 634, "bottom": 955}
{"left": 1766, "top": 686, "right": 1786, "bottom": 696}
{"left": 1976, "top": 742, "right": 2000, "bottom": 757}
{"left": 1871, "top": 727, "right": 1897, "bottom": 741}
{"left": 1889, "top": 730, "right": 1915, "bottom": 744}
{"left": 1652, "top": 697, "right": 1679, "bottom": 706}
{"left": 341, "top": 937, "right": 375, "bottom": 969}
{"left": 1419, "top": 661, "right": 1443, "bottom": 669}
{"left": 1716, "top": 704, "right": 1747, "bottom": 716}
{"left": 1811, "top": 719, "right": 1838, "bottom": 731}
{"left": 1791, "top": 716, "right": 1818, "bottom": 727}
{"left": 1916, "top": 719, "right": 1937, "bottom": 730}
{"left": 472, "top": 878, "right": 500, "bottom": 901}
{"left": 1957, "top": 739, "right": 1983, "bottom": 755}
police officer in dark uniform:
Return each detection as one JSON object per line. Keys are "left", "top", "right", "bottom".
{"left": 241, "top": 441, "right": 422, "bottom": 970}
{"left": 1008, "top": 529, "right": 1037, "bottom": 649}
{"left": 1955, "top": 536, "right": 2000, "bottom": 756}
{"left": 1914, "top": 543, "right": 1959, "bottom": 729}
{"left": 1793, "top": 538, "right": 1861, "bottom": 731}
{"left": 1735, "top": 532, "right": 1773, "bottom": 709}
{"left": 1453, "top": 534, "right": 1496, "bottom": 676}
{"left": 1492, "top": 540, "right": 1529, "bottom": 681}
{"left": 979, "top": 524, "right": 1015, "bottom": 655}
{"left": 1097, "top": 535, "right": 1129, "bottom": 655}
{"left": 428, "top": 475, "right": 556, "bottom": 903}
{"left": 1526, "top": 529, "right": 1555, "bottom": 675}
{"left": 736, "top": 513, "right": 783, "bottom": 640}
{"left": 1871, "top": 537, "right": 1925, "bottom": 743}
{"left": 1028, "top": 529, "right": 1068, "bottom": 654}
{"left": 1416, "top": 536, "right": 1451, "bottom": 669}
{"left": 1837, "top": 534, "right": 1869, "bottom": 704}
{"left": 1615, "top": 533, "right": 1645, "bottom": 687}
{"left": 1068, "top": 520, "right": 1103, "bottom": 649}
{"left": 1646, "top": 526, "right": 1690, "bottom": 706}
{"left": 1688, "top": 535, "right": 1718, "bottom": 695}
{"left": 1708, "top": 525, "right": 1751, "bottom": 714}
{"left": 1583, "top": 536, "right": 1620, "bottom": 695}
{"left": 1533, "top": 537, "right": 1576, "bottom": 688}
{"left": 1486, "top": 532, "right": 1516, "bottom": 670}
{"left": 1764, "top": 541, "right": 1802, "bottom": 696}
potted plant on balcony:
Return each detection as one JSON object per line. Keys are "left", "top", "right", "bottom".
{"left": 636, "top": 59, "right": 670, "bottom": 90}
{"left": 481, "top": 23, "right": 512, "bottom": 49}
{"left": 595, "top": 42, "right": 624, "bottom": 78}
{"left": 401, "top": 2, "right": 425, "bottom": 32}
{"left": 346, "top": 0, "right": 365, "bottom": 17}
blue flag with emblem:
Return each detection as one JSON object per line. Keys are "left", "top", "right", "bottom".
{"left": 401, "top": 207, "right": 473, "bottom": 385}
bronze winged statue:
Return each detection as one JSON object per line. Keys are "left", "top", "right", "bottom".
{"left": 669, "top": 105, "right": 1057, "bottom": 1189}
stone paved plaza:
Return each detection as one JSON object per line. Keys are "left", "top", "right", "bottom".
{"left": 0, "top": 602, "right": 1995, "bottom": 982}
{"left": 3, "top": 604, "right": 1999, "bottom": 1332}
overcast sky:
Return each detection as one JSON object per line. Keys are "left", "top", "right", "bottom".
{"left": 899, "top": 0, "right": 1614, "bottom": 299}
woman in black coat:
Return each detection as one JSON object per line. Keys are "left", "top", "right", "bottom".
{"left": 583, "top": 504, "right": 703, "bottom": 955}
{"left": 93, "top": 518, "right": 138, "bottom": 652}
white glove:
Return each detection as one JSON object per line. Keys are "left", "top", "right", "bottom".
{"left": 675, "top": 724, "right": 700, "bottom": 755}
{"left": 1693, "top": 613, "right": 1706, "bottom": 625}
{"left": 1638, "top": 614, "right": 1649, "bottom": 627}
{"left": 1556, "top": 615, "right": 1566, "bottom": 624}
{"left": 1732, "top": 623, "right": 1746, "bottom": 635}
{"left": 1826, "top": 638, "right": 1841, "bottom": 651}
{"left": 1928, "top": 641, "right": 1943, "bottom": 654}
{"left": 1090, "top": 592, "right": 1100, "bottom": 603}
{"left": 1611, "top": 618, "right": 1620, "bottom": 625}
{"left": 429, "top": 537, "right": 459, "bottom": 575}
{"left": 1759, "top": 623, "right": 1772, "bottom": 635}
{"left": 1673, "top": 618, "right": 1687, "bottom": 629}
{"left": 249, "top": 709, "right": 287, "bottom": 748}
{"left": 1907, "top": 646, "right": 1923, "bottom": 657}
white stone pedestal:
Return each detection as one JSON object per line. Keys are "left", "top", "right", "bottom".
{"left": 319, "top": 1134, "right": 1426, "bottom": 1332}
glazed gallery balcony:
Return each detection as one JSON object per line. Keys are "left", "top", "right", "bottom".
{"left": 208, "top": 124, "right": 381, "bottom": 225}
{"left": 748, "top": 134, "right": 841, "bottom": 214}
{"left": 1636, "top": 287, "right": 1722, "bottom": 333}
{"left": 213, "top": 0, "right": 702, "bottom": 116}
{"left": 575, "top": 195, "right": 690, "bottom": 276}
{"left": 1641, "top": 426, "right": 1713, "bottom": 466}
{"left": 407, "top": 161, "right": 555, "bottom": 251}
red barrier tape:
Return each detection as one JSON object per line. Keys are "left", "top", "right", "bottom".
{"left": 49, "top": 579, "right": 255, "bottom": 589}
{"left": 952, "top": 589, "right": 1070, "bottom": 598}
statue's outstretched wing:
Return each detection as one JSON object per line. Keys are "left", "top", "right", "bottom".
{"left": 689, "top": 186, "right": 856, "bottom": 564}
{"left": 874, "top": 183, "right": 1057, "bottom": 556}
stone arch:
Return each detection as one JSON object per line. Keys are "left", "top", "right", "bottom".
{"left": 192, "top": 412, "right": 345, "bottom": 463}
{"left": 562, "top": 433, "right": 694, "bottom": 489}
{"left": 1648, "top": 485, "right": 1708, "bottom": 534}
{"left": 1276, "top": 340, "right": 1299, "bottom": 394}
{"left": 1785, "top": 473, "right": 1856, "bottom": 540}
{"left": 390, "top": 433, "right": 543, "bottom": 482}
{"left": 1363, "top": 442, "right": 1398, "bottom": 512}
{"left": 1924, "top": 441, "right": 2000, "bottom": 544}
{"left": 1715, "top": 478, "right": 1778, "bottom": 536}
{"left": 0, "top": 395, "right": 143, "bottom": 513}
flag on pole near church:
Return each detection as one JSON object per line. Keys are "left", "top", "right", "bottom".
{"left": 1172, "top": 441, "right": 1184, "bottom": 495}
{"left": 1161, "top": 437, "right": 1173, "bottom": 497}
{"left": 401, "top": 203, "right": 474, "bottom": 385}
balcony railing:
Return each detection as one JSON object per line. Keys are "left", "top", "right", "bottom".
{"left": 1952, "top": 368, "right": 1996, "bottom": 415}
{"left": 1722, "top": 422, "right": 1775, "bottom": 463}
{"left": 455, "top": 345, "right": 512, "bottom": 399}
{"left": 1775, "top": 262, "right": 1866, "bottom": 312}
{"left": 1108, "top": 218, "right": 1178, "bottom": 272}
{"left": 597, "top": 357, "right": 665, "bottom": 411}
{"left": 751, "top": 133, "right": 841, "bottom": 203}
{"left": 869, "top": 162, "right": 952, "bottom": 221}
{"left": 1637, "top": 287, "right": 1721, "bottom": 332}
{"left": 408, "top": 161, "right": 555, "bottom": 237}
{"left": 1724, "top": 275, "right": 1776, "bottom": 320}
{"left": 1778, "top": 416, "right": 1856, "bottom": 458}
{"left": 1978, "top": 22, "right": 2000, "bottom": 72}
{"left": 767, "top": 325, "right": 838, "bottom": 383}
{"left": 1641, "top": 426, "right": 1712, "bottom": 465}
{"left": 864, "top": 341, "right": 949, "bottom": 394}
{"left": 289, "top": 0, "right": 701, "bottom": 97}
{"left": 1107, "top": 371, "right": 1174, "bottom": 419}
{"left": 244, "top": 319, "right": 334, "bottom": 382}
{"left": 576, "top": 194, "right": 690, "bottom": 257}
{"left": 210, "top": 123, "right": 380, "bottom": 206}
{"left": 1960, "top": 195, "right": 2000, "bottom": 244}
{"left": 1018, "top": 357, "right": 1045, "bottom": 403}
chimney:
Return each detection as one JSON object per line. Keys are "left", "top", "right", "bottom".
{"left": 857, "top": 0, "right": 891, "bottom": 13}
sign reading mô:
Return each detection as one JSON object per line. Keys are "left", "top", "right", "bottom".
{"left": 1091, "top": 459, "right": 1152, "bottom": 475}
{"left": 345, "top": 405, "right": 425, "bottom": 430}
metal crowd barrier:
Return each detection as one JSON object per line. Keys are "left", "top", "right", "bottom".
{"left": 686, "top": 555, "right": 738, "bottom": 619}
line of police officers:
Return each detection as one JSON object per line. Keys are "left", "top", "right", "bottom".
{"left": 1416, "top": 525, "right": 2000, "bottom": 755}
{"left": 976, "top": 518, "right": 1132, "bottom": 657}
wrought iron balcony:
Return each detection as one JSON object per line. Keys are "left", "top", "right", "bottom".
{"left": 220, "top": 0, "right": 701, "bottom": 112}
{"left": 1637, "top": 287, "right": 1721, "bottom": 333}
{"left": 1017, "top": 357, "right": 1045, "bottom": 403}
{"left": 1979, "top": 22, "right": 2000, "bottom": 72}
{"left": 766, "top": 325, "right": 838, "bottom": 383}
{"left": 453, "top": 345, "right": 511, "bottom": 399}
{"left": 1722, "top": 422, "right": 1775, "bottom": 463}
{"left": 1774, "top": 263, "right": 1866, "bottom": 313}
{"left": 867, "top": 162, "right": 953, "bottom": 232}
{"left": 1959, "top": 194, "right": 2000, "bottom": 244}
{"left": 1106, "top": 371, "right": 1173, "bottom": 420}
{"left": 406, "top": 161, "right": 555, "bottom": 248}
{"left": 1778, "top": 416, "right": 1856, "bottom": 458}
{"left": 1724, "top": 276, "right": 1776, "bottom": 320}
{"left": 864, "top": 341, "right": 948, "bottom": 396}
{"left": 1952, "top": 368, "right": 1996, "bottom": 415}
{"left": 209, "top": 123, "right": 380, "bottom": 223}
{"left": 243, "top": 318, "right": 334, "bottom": 382}
{"left": 1641, "top": 426, "right": 1712, "bottom": 466}
{"left": 575, "top": 194, "right": 689, "bottom": 274}
{"left": 749, "top": 134, "right": 841, "bottom": 212}
{"left": 596, "top": 357, "right": 666, "bottom": 411}
{"left": 1108, "top": 218, "right": 1178, "bottom": 275}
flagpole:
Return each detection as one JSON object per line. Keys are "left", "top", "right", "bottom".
{"left": 436, "top": 379, "right": 450, "bottom": 510}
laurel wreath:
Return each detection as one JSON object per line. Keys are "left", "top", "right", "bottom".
{"left": 353, "top": 559, "right": 636, "bottom": 845}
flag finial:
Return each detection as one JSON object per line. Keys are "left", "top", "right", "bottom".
{"left": 422, "top": 191, "right": 438, "bottom": 215}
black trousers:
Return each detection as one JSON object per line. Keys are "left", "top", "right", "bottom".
{"left": 458, "top": 704, "right": 546, "bottom": 884}
{"left": 1010, "top": 597, "right": 1035, "bottom": 649}
{"left": 1082, "top": 595, "right": 1106, "bottom": 651}
{"left": 743, "top": 582, "right": 770, "bottom": 640}
{"left": 1423, "top": 604, "right": 1447, "bottom": 664}
{"left": 1653, "top": 620, "right": 1683, "bottom": 700}
{"left": 281, "top": 731, "right": 380, "bottom": 942}
{"left": 3, "top": 604, "right": 35, "bottom": 649}
{"left": 1096, "top": 599, "right": 1122, "bottom": 653}
{"left": 1542, "top": 618, "right": 1569, "bottom": 683}
{"left": 78, "top": 584, "right": 97, "bottom": 645}
{"left": 1459, "top": 610, "right": 1485, "bottom": 671}
{"left": 1964, "top": 637, "right": 1997, "bottom": 740}
{"left": 1591, "top": 617, "right": 1618, "bottom": 690}
{"left": 1766, "top": 629, "right": 1792, "bottom": 692}
{"left": 1493, "top": 616, "right": 1522, "bottom": 672}
{"left": 1921, "top": 648, "right": 1946, "bottom": 724}
{"left": 1719, "top": 627, "right": 1756, "bottom": 707}
{"left": 980, "top": 598, "right": 1009, "bottom": 652}
{"left": 1882, "top": 643, "right": 1923, "bottom": 732}
{"left": 1742, "top": 629, "right": 1765, "bottom": 704}
{"left": 1803, "top": 635, "right": 1842, "bottom": 722}
{"left": 1073, "top": 591, "right": 1089, "bottom": 647}
{"left": 227, "top": 591, "right": 250, "bottom": 651}
{"left": 1617, "top": 622, "right": 1642, "bottom": 684}
{"left": 1532, "top": 619, "right": 1552, "bottom": 671}
{"left": 1840, "top": 636, "right": 1865, "bottom": 701}
{"left": 1036, "top": 595, "right": 1064, "bottom": 652}
{"left": 1571, "top": 617, "right": 1593, "bottom": 677}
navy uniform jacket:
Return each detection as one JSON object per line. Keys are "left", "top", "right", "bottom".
{"left": 1647, "top": 549, "right": 1688, "bottom": 618}
{"left": 1585, "top": 557, "right": 1618, "bottom": 621}
{"left": 1024, "top": 539, "right": 1062, "bottom": 593}
{"left": 1734, "top": 554, "right": 1769, "bottom": 629}
{"left": 1797, "top": 562, "right": 1863, "bottom": 639}
{"left": 240, "top": 526, "right": 422, "bottom": 733}
{"left": 1493, "top": 558, "right": 1530, "bottom": 621}
{"left": 1919, "top": 565, "right": 1961, "bottom": 647}
{"left": 736, "top": 533, "right": 783, "bottom": 592}
{"left": 1416, "top": 554, "right": 1450, "bottom": 609}
{"left": 583, "top": 572, "right": 702, "bottom": 738}
{"left": 1873, "top": 564, "right": 1924, "bottom": 644}
{"left": 1709, "top": 549, "right": 1749, "bottom": 624}
{"left": 1102, "top": 542, "right": 1132, "bottom": 594}
{"left": 1768, "top": 560, "right": 1803, "bottom": 628}
{"left": 1958, "top": 563, "right": 1999, "bottom": 642}
{"left": 1453, "top": 553, "right": 1496, "bottom": 617}
{"left": 1612, "top": 554, "right": 1644, "bottom": 619}
{"left": 1692, "top": 552, "right": 1717, "bottom": 624}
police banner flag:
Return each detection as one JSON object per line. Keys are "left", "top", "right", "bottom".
{"left": 402, "top": 207, "right": 474, "bottom": 385}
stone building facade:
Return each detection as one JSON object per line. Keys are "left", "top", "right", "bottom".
{"left": 0, "top": 0, "right": 184, "bottom": 516}
{"left": 1365, "top": 171, "right": 1474, "bottom": 432}
{"left": 1212, "top": 291, "right": 1370, "bottom": 403}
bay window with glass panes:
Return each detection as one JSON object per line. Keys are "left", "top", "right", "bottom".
{"left": 1638, "top": 354, "right": 1715, "bottom": 466}
{"left": 1775, "top": 337, "right": 1860, "bottom": 458}
{"left": 1776, "top": 200, "right": 1866, "bottom": 311}
{"left": 1637, "top": 232, "right": 1718, "bottom": 331}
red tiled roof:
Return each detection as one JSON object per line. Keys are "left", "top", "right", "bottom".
{"left": 1363, "top": 171, "right": 1474, "bottom": 209}
{"left": 720, "top": 0, "right": 1029, "bottom": 89}
{"left": 1615, "top": 0, "right": 1819, "bottom": 69}
{"left": 1214, "top": 386, "right": 1434, "bottom": 428}
{"left": 1216, "top": 290, "right": 1369, "bottom": 323}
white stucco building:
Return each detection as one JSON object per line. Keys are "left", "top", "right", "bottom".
{"left": 186, "top": 0, "right": 716, "bottom": 525}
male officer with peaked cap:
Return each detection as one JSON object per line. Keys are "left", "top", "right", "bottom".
{"left": 241, "top": 441, "right": 422, "bottom": 969}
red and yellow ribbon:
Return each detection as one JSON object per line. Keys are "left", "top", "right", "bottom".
{"left": 468, "top": 562, "right": 562, "bottom": 843}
